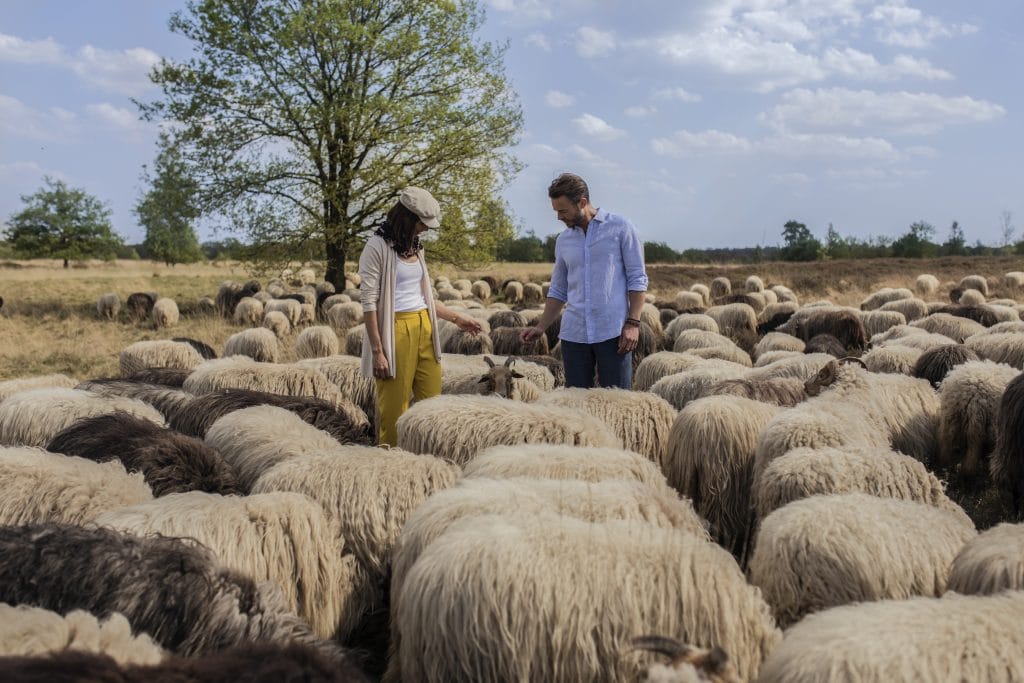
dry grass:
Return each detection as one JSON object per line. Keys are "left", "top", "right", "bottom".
{"left": 2, "top": 256, "right": 1022, "bottom": 380}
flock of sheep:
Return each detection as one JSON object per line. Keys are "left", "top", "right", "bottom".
{"left": 1, "top": 266, "right": 1024, "bottom": 681}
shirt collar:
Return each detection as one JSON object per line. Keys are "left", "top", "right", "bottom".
{"left": 569, "top": 207, "right": 606, "bottom": 231}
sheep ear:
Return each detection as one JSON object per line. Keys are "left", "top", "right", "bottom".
{"left": 484, "top": 356, "right": 495, "bottom": 368}
{"left": 478, "top": 374, "right": 490, "bottom": 383}
{"left": 630, "top": 636, "right": 689, "bottom": 659}
{"left": 512, "top": 371, "right": 525, "bottom": 379}
{"left": 701, "top": 647, "right": 730, "bottom": 674}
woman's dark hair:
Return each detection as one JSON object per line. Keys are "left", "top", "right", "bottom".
{"left": 376, "top": 202, "right": 422, "bottom": 258}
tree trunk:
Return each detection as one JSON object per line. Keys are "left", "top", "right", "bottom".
{"left": 325, "top": 239, "right": 347, "bottom": 289}
{"left": 63, "top": 258, "right": 69, "bottom": 268}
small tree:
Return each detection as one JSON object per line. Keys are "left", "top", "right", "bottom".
{"left": 1000, "top": 210, "right": 1016, "bottom": 252}
{"left": 824, "top": 223, "right": 849, "bottom": 260}
{"left": 942, "top": 220, "right": 966, "bottom": 256}
{"left": 644, "top": 241, "right": 680, "bottom": 263}
{"left": 136, "top": 133, "right": 204, "bottom": 266}
{"left": 4, "top": 177, "right": 123, "bottom": 267}
{"left": 780, "top": 220, "right": 822, "bottom": 261}
{"left": 496, "top": 230, "right": 545, "bottom": 262}
{"left": 891, "top": 220, "right": 937, "bottom": 258}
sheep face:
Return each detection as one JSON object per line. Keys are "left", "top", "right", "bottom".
{"left": 632, "top": 636, "right": 740, "bottom": 683}
{"left": 804, "top": 357, "right": 866, "bottom": 396}
{"left": 478, "top": 356, "right": 525, "bottom": 399}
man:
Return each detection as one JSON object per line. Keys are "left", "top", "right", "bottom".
{"left": 520, "top": 173, "right": 648, "bottom": 389}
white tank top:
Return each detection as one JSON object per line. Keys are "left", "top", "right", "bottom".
{"left": 394, "top": 258, "right": 427, "bottom": 312}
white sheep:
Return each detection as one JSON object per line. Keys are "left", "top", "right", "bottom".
{"left": 262, "top": 310, "right": 291, "bottom": 339}
{"left": 222, "top": 327, "right": 280, "bottom": 363}
{"left": 674, "top": 291, "right": 705, "bottom": 309}
{"left": 393, "top": 514, "right": 780, "bottom": 683}
{"left": 649, "top": 361, "right": 748, "bottom": 410}
{"left": 915, "top": 273, "right": 940, "bottom": 297}
{"left": 151, "top": 298, "right": 179, "bottom": 328}
{"left": 749, "top": 493, "right": 975, "bottom": 627}
{"left": 664, "top": 395, "right": 780, "bottom": 558}
{"left": 232, "top": 296, "right": 263, "bottom": 326}
{"left": 326, "top": 301, "right": 364, "bottom": 331}
{"left": 965, "top": 332, "right": 1024, "bottom": 369}
{"left": 878, "top": 297, "right": 928, "bottom": 321}
{"left": 0, "top": 446, "right": 152, "bottom": 526}
{"left": 751, "top": 332, "right": 804, "bottom": 360}
{"left": 264, "top": 298, "right": 302, "bottom": 326}
{"left": 744, "top": 275, "right": 764, "bottom": 293}
{"left": 0, "top": 603, "right": 165, "bottom": 665}
{"left": 295, "top": 325, "right": 340, "bottom": 359}
{"left": 859, "top": 287, "right": 914, "bottom": 310}
{"left": 690, "top": 283, "right": 711, "bottom": 306}
{"left": 958, "top": 274, "right": 990, "bottom": 297}
{"left": 395, "top": 394, "right": 620, "bottom": 466}
{"left": 947, "top": 523, "right": 1024, "bottom": 595}
{"left": 710, "top": 276, "right": 732, "bottom": 299}
{"left": 937, "top": 360, "right": 1021, "bottom": 479}
{"left": 861, "top": 344, "right": 922, "bottom": 374}
{"left": 96, "top": 292, "right": 120, "bottom": 320}
{"left": 0, "top": 388, "right": 166, "bottom": 447}
{"left": 754, "top": 445, "right": 963, "bottom": 521}
{"left": 633, "top": 351, "right": 704, "bottom": 392}
{"left": 0, "top": 374, "right": 77, "bottom": 403}
{"left": 910, "top": 312, "right": 986, "bottom": 341}
{"left": 96, "top": 490, "right": 360, "bottom": 642}
{"left": 535, "top": 387, "right": 677, "bottom": 466}
{"left": 756, "top": 591, "right": 1024, "bottom": 683}
{"left": 119, "top": 340, "right": 204, "bottom": 378}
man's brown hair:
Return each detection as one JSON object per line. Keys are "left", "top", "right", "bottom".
{"left": 547, "top": 173, "right": 589, "bottom": 204}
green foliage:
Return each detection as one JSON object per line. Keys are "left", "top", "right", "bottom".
{"left": 201, "top": 238, "right": 247, "bottom": 261}
{"left": 4, "top": 177, "right": 123, "bottom": 267}
{"left": 496, "top": 229, "right": 545, "bottom": 262}
{"left": 891, "top": 220, "right": 938, "bottom": 258}
{"left": 136, "top": 133, "right": 204, "bottom": 266}
{"left": 824, "top": 223, "right": 849, "bottom": 260}
{"left": 644, "top": 241, "right": 681, "bottom": 263}
{"left": 780, "top": 220, "right": 822, "bottom": 261}
{"left": 140, "top": 0, "right": 522, "bottom": 286}
{"left": 942, "top": 220, "right": 967, "bottom": 256}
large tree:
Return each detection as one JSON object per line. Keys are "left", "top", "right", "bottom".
{"left": 136, "top": 132, "right": 204, "bottom": 266}
{"left": 139, "top": 0, "right": 523, "bottom": 286}
{"left": 4, "top": 177, "right": 123, "bottom": 267}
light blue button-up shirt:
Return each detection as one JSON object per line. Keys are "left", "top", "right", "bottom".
{"left": 547, "top": 208, "right": 649, "bottom": 344}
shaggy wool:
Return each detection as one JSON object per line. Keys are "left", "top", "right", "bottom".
{"left": 535, "top": 388, "right": 677, "bottom": 466}
{"left": 633, "top": 352, "right": 704, "bottom": 392}
{"left": 754, "top": 446, "right": 964, "bottom": 521}
{"left": 649, "top": 362, "right": 748, "bottom": 411}
{"left": 96, "top": 491, "right": 360, "bottom": 641}
{"left": 664, "top": 395, "right": 778, "bottom": 559}
{"left": 263, "top": 310, "right": 292, "bottom": 339}
{"left": 947, "top": 523, "right": 1024, "bottom": 595}
{"left": 0, "top": 388, "right": 166, "bottom": 447}
{"left": 223, "top": 327, "right": 280, "bottom": 363}
{"left": 0, "top": 373, "right": 77, "bottom": 403}
{"left": 756, "top": 591, "right": 1024, "bottom": 683}
{"left": 48, "top": 412, "right": 237, "bottom": 496}
{"left": 749, "top": 493, "right": 976, "bottom": 627}
{"left": 392, "top": 514, "right": 779, "bottom": 683}
{"left": 295, "top": 326, "right": 340, "bottom": 359}
{"left": 751, "top": 332, "right": 804, "bottom": 360}
{"left": 0, "top": 523, "right": 345, "bottom": 660}
{"left": 910, "top": 312, "right": 986, "bottom": 341}
{"left": 937, "top": 360, "right": 1020, "bottom": 479}
{"left": 396, "top": 394, "right": 620, "bottom": 465}
{"left": 965, "top": 332, "right": 1024, "bottom": 369}
{"left": 862, "top": 344, "right": 922, "bottom": 374}
{"left": 118, "top": 340, "right": 204, "bottom": 378}
{"left": 151, "top": 298, "right": 179, "bottom": 328}
{"left": 0, "top": 446, "right": 152, "bottom": 526}
{"left": 294, "top": 355, "right": 377, "bottom": 426}
{"left": 859, "top": 287, "right": 914, "bottom": 310}
{"left": 253, "top": 446, "right": 460, "bottom": 580}
{"left": 76, "top": 378, "right": 195, "bottom": 420}
{"left": 915, "top": 273, "right": 940, "bottom": 297}
{"left": 0, "top": 603, "right": 165, "bottom": 666}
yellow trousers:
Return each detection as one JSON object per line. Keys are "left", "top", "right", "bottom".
{"left": 376, "top": 309, "right": 441, "bottom": 446}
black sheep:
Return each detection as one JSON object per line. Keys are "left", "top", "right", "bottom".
{"left": 172, "top": 337, "right": 217, "bottom": 360}
{"left": 935, "top": 304, "right": 999, "bottom": 328}
{"left": 804, "top": 333, "right": 847, "bottom": 358}
{"left": 164, "top": 388, "right": 374, "bottom": 444}
{"left": 992, "top": 373, "right": 1024, "bottom": 519}
{"left": 794, "top": 310, "right": 867, "bottom": 353}
{"left": 124, "top": 293, "right": 156, "bottom": 322}
{"left": 128, "top": 367, "right": 191, "bottom": 387}
{"left": 47, "top": 412, "right": 238, "bottom": 496}
{"left": 912, "top": 344, "right": 980, "bottom": 388}
{"left": 0, "top": 524, "right": 345, "bottom": 660}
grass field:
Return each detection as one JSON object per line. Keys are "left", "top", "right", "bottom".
{"left": 2, "top": 255, "right": 1022, "bottom": 380}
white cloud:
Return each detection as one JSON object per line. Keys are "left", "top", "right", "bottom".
{"left": 70, "top": 45, "right": 160, "bottom": 95}
{"left": 650, "top": 129, "right": 754, "bottom": 157}
{"left": 526, "top": 143, "right": 561, "bottom": 162}
{"left": 568, "top": 143, "right": 616, "bottom": 168}
{"left": 0, "top": 32, "right": 159, "bottom": 96}
{"left": 86, "top": 103, "right": 151, "bottom": 136}
{"left": 0, "top": 95, "right": 78, "bottom": 141}
{"left": 544, "top": 90, "right": 575, "bottom": 108}
{"left": 761, "top": 88, "right": 1006, "bottom": 135}
{"left": 651, "top": 126, "right": 904, "bottom": 162}
{"left": 524, "top": 32, "right": 551, "bottom": 51}
{"left": 869, "top": 2, "right": 978, "bottom": 48}
{"left": 821, "top": 48, "right": 952, "bottom": 81}
{"left": 625, "top": 105, "right": 657, "bottom": 118}
{"left": 653, "top": 86, "right": 702, "bottom": 102}
{"left": 0, "top": 32, "right": 63, "bottom": 64}
{"left": 575, "top": 27, "right": 616, "bottom": 58}
{"left": 572, "top": 113, "right": 626, "bottom": 141}
{"left": 769, "top": 172, "right": 812, "bottom": 184}
{"left": 486, "top": 0, "right": 552, "bottom": 20}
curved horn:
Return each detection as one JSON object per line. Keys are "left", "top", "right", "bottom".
{"left": 504, "top": 356, "right": 515, "bottom": 368}
{"left": 838, "top": 356, "right": 867, "bottom": 368}
{"left": 630, "top": 635, "right": 691, "bottom": 660}
{"left": 483, "top": 356, "right": 495, "bottom": 368}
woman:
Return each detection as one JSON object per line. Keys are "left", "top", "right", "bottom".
{"left": 358, "top": 187, "right": 483, "bottom": 446}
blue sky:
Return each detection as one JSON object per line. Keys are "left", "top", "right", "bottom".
{"left": 1, "top": 1, "right": 1021, "bottom": 251}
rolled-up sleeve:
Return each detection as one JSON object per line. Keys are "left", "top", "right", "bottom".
{"left": 358, "top": 240, "right": 381, "bottom": 312}
{"left": 547, "top": 242, "right": 568, "bottom": 302}
{"left": 621, "top": 222, "right": 649, "bottom": 292}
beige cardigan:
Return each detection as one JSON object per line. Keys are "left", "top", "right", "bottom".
{"left": 358, "top": 234, "right": 442, "bottom": 379}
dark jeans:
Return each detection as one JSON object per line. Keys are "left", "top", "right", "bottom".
{"left": 561, "top": 337, "right": 633, "bottom": 389}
